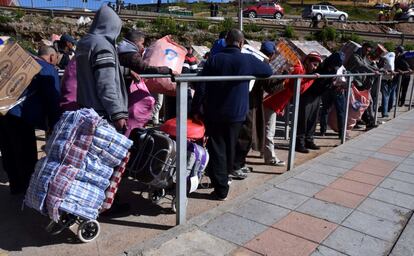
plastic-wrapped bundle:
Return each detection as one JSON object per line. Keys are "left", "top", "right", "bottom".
{"left": 25, "top": 108, "right": 133, "bottom": 221}
{"left": 25, "top": 159, "right": 60, "bottom": 214}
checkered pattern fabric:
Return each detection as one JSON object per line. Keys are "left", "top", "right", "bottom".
{"left": 25, "top": 108, "right": 132, "bottom": 221}
{"left": 101, "top": 153, "right": 130, "bottom": 211}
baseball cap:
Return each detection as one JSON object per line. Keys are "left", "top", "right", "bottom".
{"left": 260, "top": 41, "right": 276, "bottom": 56}
{"left": 60, "top": 34, "right": 77, "bottom": 45}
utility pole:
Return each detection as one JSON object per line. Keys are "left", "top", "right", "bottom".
{"left": 30, "top": 0, "right": 34, "bottom": 8}
{"left": 238, "top": 0, "right": 243, "bottom": 31}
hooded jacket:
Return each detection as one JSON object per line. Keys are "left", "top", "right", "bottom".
{"left": 76, "top": 5, "right": 127, "bottom": 121}
{"left": 345, "top": 48, "right": 377, "bottom": 89}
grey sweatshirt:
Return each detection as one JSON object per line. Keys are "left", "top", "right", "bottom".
{"left": 76, "top": 5, "right": 128, "bottom": 121}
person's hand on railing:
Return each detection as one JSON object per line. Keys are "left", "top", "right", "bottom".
{"left": 314, "top": 73, "right": 320, "bottom": 78}
{"left": 374, "top": 70, "right": 381, "bottom": 75}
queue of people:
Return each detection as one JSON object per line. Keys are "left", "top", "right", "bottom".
{"left": 1, "top": 5, "right": 413, "bottom": 205}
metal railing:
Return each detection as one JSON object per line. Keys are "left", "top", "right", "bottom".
{"left": 58, "top": 71, "right": 413, "bottom": 225}
{"left": 155, "top": 71, "right": 413, "bottom": 225}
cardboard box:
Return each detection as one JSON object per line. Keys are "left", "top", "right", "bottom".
{"left": 341, "top": 41, "right": 361, "bottom": 68}
{"left": 191, "top": 45, "right": 210, "bottom": 61}
{"left": 288, "top": 40, "right": 331, "bottom": 60}
{"left": 242, "top": 44, "right": 269, "bottom": 62}
{"left": 270, "top": 39, "right": 301, "bottom": 75}
{"left": 0, "top": 39, "right": 41, "bottom": 115}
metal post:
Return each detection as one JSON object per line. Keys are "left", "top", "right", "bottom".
{"left": 409, "top": 75, "right": 414, "bottom": 111}
{"left": 284, "top": 104, "right": 290, "bottom": 140}
{"left": 176, "top": 81, "right": 188, "bottom": 225}
{"left": 287, "top": 78, "right": 301, "bottom": 171}
{"left": 394, "top": 74, "right": 402, "bottom": 118}
{"left": 238, "top": 0, "right": 243, "bottom": 31}
{"left": 341, "top": 75, "right": 353, "bottom": 144}
{"left": 373, "top": 74, "right": 382, "bottom": 125}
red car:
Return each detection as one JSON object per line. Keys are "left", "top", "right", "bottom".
{"left": 243, "top": 1, "right": 285, "bottom": 19}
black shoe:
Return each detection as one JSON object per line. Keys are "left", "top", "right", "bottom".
{"left": 210, "top": 191, "right": 227, "bottom": 201}
{"left": 229, "top": 169, "right": 248, "bottom": 179}
{"left": 295, "top": 145, "right": 309, "bottom": 153}
{"left": 319, "top": 131, "right": 326, "bottom": 136}
{"left": 305, "top": 142, "right": 320, "bottom": 150}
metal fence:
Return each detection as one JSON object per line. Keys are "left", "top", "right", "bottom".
{"left": 136, "top": 71, "right": 414, "bottom": 225}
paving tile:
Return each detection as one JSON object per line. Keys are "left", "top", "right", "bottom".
{"left": 380, "top": 178, "right": 414, "bottom": 196}
{"left": 308, "top": 164, "right": 349, "bottom": 177}
{"left": 322, "top": 152, "right": 368, "bottom": 163}
{"left": 357, "top": 198, "right": 411, "bottom": 224}
{"left": 388, "top": 171, "right": 414, "bottom": 184}
{"left": 296, "top": 198, "right": 353, "bottom": 224}
{"left": 342, "top": 170, "right": 384, "bottom": 186}
{"left": 352, "top": 162, "right": 394, "bottom": 177}
{"left": 371, "top": 152, "right": 406, "bottom": 163}
{"left": 342, "top": 210, "right": 403, "bottom": 242}
{"left": 317, "top": 157, "right": 357, "bottom": 169}
{"left": 310, "top": 246, "right": 347, "bottom": 256}
{"left": 231, "top": 247, "right": 263, "bottom": 256}
{"left": 143, "top": 229, "right": 238, "bottom": 256}
{"left": 328, "top": 178, "right": 375, "bottom": 196}
{"left": 379, "top": 147, "right": 411, "bottom": 157}
{"left": 394, "top": 164, "right": 414, "bottom": 174}
{"left": 201, "top": 213, "right": 268, "bottom": 246}
{"left": 403, "top": 158, "right": 414, "bottom": 166}
{"left": 390, "top": 214, "right": 414, "bottom": 256}
{"left": 244, "top": 228, "right": 318, "bottom": 256}
{"left": 294, "top": 171, "right": 337, "bottom": 186}
{"left": 369, "top": 187, "right": 414, "bottom": 210}
{"left": 230, "top": 199, "right": 290, "bottom": 226}
{"left": 275, "top": 178, "right": 324, "bottom": 197}
{"left": 272, "top": 212, "right": 337, "bottom": 243}
{"left": 255, "top": 187, "right": 309, "bottom": 210}
{"left": 360, "top": 157, "right": 398, "bottom": 169}
{"left": 315, "top": 187, "right": 365, "bottom": 208}
{"left": 334, "top": 146, "right": 374, "bottom": 157}
{"left": 385, "top": 141, "right": 414, "bottom": 151}
{"left": 322, "top": 226, "right": 392, "bottom": 256}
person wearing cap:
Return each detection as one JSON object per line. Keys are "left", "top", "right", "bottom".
{"left": 394, "top": 45, "right": 412, "bottom": 106}
{"left": 232, "top": 41, "right": 286, "bottom": 177}
{"left": 345, "top": 42, "right": 379, "bottom": 130}
{"left": 295, "top": 52, "right": 323, "bottom": 153}
{"left": 56, "top": 33, "right": 76, "bottom": 70}
{"left": 192, "top": 29, "right": 272, "bottom": 200}
{"left": 259, "top": 41, "right": 286, "bottom": 166}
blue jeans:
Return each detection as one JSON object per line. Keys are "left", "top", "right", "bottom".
{"left": 320, "top": 89, "right": 346, "bottom": 138}
{"left": 381, "top": 79, "right": 396, "bottom": 117}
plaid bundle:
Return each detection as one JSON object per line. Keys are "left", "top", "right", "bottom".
{"left": 101, "top": 153, "right": 130, "bottom": 211}
{"left": 25, "top": 108, "right": 132, "bottom": 221}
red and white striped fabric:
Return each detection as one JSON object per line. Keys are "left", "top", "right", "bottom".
{"left": 101, "top": 153, "right": 130, "bottom": 211}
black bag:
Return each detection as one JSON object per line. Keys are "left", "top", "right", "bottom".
{"left": 127, "top": 128, "right": 176, "bottom": 189}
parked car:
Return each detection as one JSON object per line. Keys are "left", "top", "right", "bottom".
{"left": 395, "top": 8, "right": 414, "bottom": 22}
{"left": 373, "top": 3, "right": 391, "bottom": 10}
{"left": 243, "top": 1, "right": 285, "bottom": 19}
{"left": 302, "top": 4, "right": 348, "bottom": 21}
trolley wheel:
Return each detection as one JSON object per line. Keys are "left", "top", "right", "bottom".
{"left": 148, "top": 189, "right": 165, "bottom": 203}
{"left": 77, "top": 220, "right": 100, "bottom": 243}
{"left": 60, "top": 213, "right": 77, "bottom": 228}
{"left": 45, "top": 220, "right": 66, "bottom": 235}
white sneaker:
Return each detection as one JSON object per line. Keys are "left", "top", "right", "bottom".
{"left": 266, "top": 158, "right": 286, "bottom": 167}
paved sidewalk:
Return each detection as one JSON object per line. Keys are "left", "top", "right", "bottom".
{"left": 129, "top": 110, "right": 414, "bottom": 256}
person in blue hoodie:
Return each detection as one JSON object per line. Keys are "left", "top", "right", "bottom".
{"left": 193, "top": 29, "right": 272, "bottom": 200}
{"left": 0, "top": 46, "right": 61, "bottom": 195}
